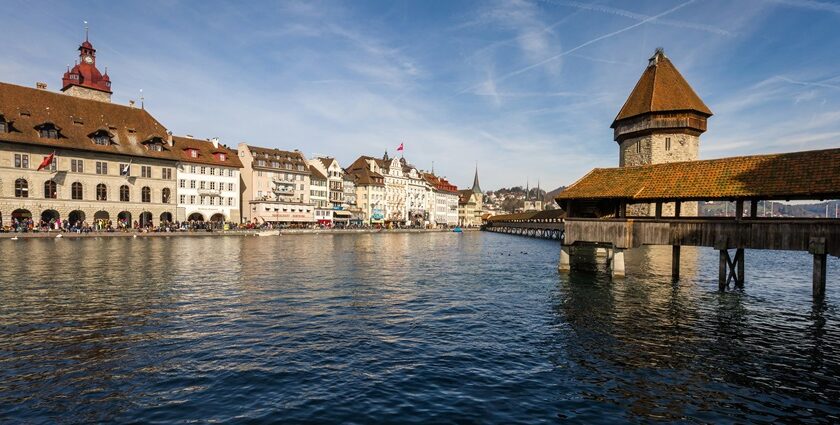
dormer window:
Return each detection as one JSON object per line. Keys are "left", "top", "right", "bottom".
{"left": 215, "top": 153, "right": 227, "bottom": 161}
{"left": 90, "top": 130, "right": 113, "bottom": 146}
{"left": 185, "top": 148, "right": 199, "bottom": 158}
{"left": 36, "top": 123, "right": 60, "bottom": 139}
{"left": 142, "top": 136, "right": 166, "bottom": 152}
{"left": 271, "top": 161, "right": 279, "bottom": 168}
{"left": 0, "top": 116, "right": 6, "bottom": 133}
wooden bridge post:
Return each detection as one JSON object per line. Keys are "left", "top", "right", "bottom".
{"left": 719, "top": 250, "right": 728, "bottom": 291}
{"left": 810, "top": 237, "right": 827, "bottom": 299}
{"left": 672, "top": 245, "right": 681, "bottom": 281}
{"left": 736, "top": 248, "right": 745, "bottom": 287}
{"left": 611, "top": 249, "right": 625, "bottom": 278}
{"left": 559, "top": 245, "right": 572, "bottom": 273}
{"left": 750, "top": 200, "right": 759, "bottom": 218}
{"left": 736, "top": 200, "right": 744, "bottom": 220}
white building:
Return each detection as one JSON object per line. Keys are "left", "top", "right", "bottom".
{"left": 174, "top": 136, "right": 242, "bottom": 223}
{"left": 348, "top": 153, "right": 430, "bottom": 226}
{"left": 423, "top": 173, "right": 460, "bottom": 227}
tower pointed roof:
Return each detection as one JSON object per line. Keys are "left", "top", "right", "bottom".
{"left": 611, "top": 48, "right": 711, "bottom": 128}
{"left": 471, "top": 166, "right": 482, "bottom": 194}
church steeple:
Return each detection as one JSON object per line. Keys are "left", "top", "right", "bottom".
{"left": 471, "top": 166, "right": 482, "bottom": 194}
{"left": 61, "top": 25, "right": 112, "bottom": 102}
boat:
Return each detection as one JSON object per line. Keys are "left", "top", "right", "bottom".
{"left": 452, "top": 227, "right": 463, "bottom": 233}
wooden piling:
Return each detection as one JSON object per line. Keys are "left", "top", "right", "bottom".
{"left": 736, "top": 248, "right": 745, "bottom": 287}
{"left": 719, "top": 250, "right": 728, "bottom": 291}
{"left": 809, "top": 237, "right": 827, "bottom": 299}
{"left": 672, "top": 245, "right": 680, "bottom": 281}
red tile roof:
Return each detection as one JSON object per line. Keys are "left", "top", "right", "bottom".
{"left": 0, "top": 82, "right": 176, "bottom": 161}
{"left": 171, "top": 136, "right": 242, "bottom": 168}
{"left": 557, "top": 148, "right": 840, "bottom": 202}
{"left": 612, "top": 50, "right": 712, "bottom": 126}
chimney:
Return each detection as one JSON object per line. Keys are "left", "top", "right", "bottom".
{"left": 167, "top": 130, "right": 174, "bottom": 146}
{"left": 211, "top": 137, "right": 220, "bottom": 149}
{"left": 129, "top": 100, "right": 135, "bottom": 108}
{"left": 36, "top": 82, "right": 47, "bottom": 90}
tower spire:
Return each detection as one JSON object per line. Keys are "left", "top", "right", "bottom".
{"left": 471, "top": 164, "right": 481, "bottom": 194}
{"left": 84, "top": 20, "right": 89, "bottom": 42}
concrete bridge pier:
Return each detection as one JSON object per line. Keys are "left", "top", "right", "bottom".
{"left": 610, "top": 249, "right": 625, "bottom": 278}
{"left": 559, "top": 245, "right": 571, "bottom": 272}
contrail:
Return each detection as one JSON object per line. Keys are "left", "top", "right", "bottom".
{"left": 540, "top": 0, "right": 731, "bottom": 36}
{"left": 459, "top": 0, "right": 695, "bottom": 94}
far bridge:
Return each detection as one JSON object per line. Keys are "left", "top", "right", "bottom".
{"left": 483, "top": 210, "right": 564, "bottom": 240}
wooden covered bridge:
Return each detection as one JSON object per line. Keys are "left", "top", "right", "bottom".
{"left": 554, "top": 147, "right": 840, "bottom": 299}
{"left": 483, "top": 209, "right": 565, "bottom": 240}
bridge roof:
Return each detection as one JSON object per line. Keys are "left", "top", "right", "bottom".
{"left": 487, "top": 209, "right": 565, "bottom": 222}
{"left": 556, "top": 147, "right": 840, "bottom": 203}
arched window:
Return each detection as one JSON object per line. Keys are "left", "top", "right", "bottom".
{"left": 71, "top": 182, "right": 83, "bottom": 200}
{"left": 14, "top": 179, "right": 28, "bottom": 198}
{"left": 36, "top": 123, "right": 59, "bottom": 139}
{"left": 96, "top": 183, "right": 107, "bottom": 201}
{"left": 141, "top": 186, "right": 151, "bottom": 203}
{"left": 162, "top": 188, "right": 171, "bottom": 204}
{"left": 44, "top": 180, "right": 57, "bottom": 198}
{"left": 120, "top": 185, "right": 130, "bottom": 202}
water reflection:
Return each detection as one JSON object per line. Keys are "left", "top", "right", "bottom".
{"left": 0, "top": 235, "right": 838, "bottom": 423}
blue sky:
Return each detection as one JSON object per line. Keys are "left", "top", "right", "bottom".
{"left": 3, "top": 0, "right": 840, "bottom": 191}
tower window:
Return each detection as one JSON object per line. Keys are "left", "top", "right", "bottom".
{"left": 665, "top": 137, "right": 672, "bottom": 151}
{"left": 635, "top": 141, "right": 642, "bottom": 153}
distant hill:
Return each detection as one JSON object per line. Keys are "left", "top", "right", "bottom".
{"left": 544, "top": 186, "right": 566, "bottom": 204}
{"left": 700, "top": 200, "right": 840, "bottom": 218}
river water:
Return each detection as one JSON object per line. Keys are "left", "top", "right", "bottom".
{"left": 0, "top": 232, "right": 838, "bottom": 424}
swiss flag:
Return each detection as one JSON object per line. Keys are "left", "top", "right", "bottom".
{"left": 397, "top": 143, "right": 404, "bottom": 152}
{"left": 37, "top": 152, "right": 56, "bottom": 171}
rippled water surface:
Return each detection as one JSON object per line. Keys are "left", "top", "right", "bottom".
{"left": 1, "top": 232, "right": 839, "bottom": 423}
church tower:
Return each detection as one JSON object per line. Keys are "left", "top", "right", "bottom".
{"left": 612, "top": 48, "right": 712, "bottom": 216}
{"left": 61, "top": 28, "right": 112, "bottom": 102}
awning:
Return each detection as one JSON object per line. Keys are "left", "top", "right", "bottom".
{"left": 333, "top": 211, "right": 352, "bottom": 217}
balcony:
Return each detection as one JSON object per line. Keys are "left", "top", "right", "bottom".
{"left": 197, "top": 188, "right": 222, "bottom": 197}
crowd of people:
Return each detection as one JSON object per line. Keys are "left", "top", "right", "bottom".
{"left": 2, "top": 217, "right": 458, "bottom": 234}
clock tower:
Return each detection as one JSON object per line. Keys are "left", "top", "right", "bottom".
{"left": 61, "top": 30, "right": 112, "bottom": 102}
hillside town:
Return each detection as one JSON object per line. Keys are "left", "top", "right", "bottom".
{"left": 0, "top": 34, "right": 489, "bottom": 232}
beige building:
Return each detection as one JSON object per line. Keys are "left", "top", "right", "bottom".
{"left": 612, "top": 48, "right": 711, "bottom": 216}
{"left": 458, "top": 167, "right": 483, "bottom": 227}
{"left": 345, "top": 163, "right": 386, "bottom": 224}
{"left": 238, "top": 144, "right": 314, "bottom": 224}
{"left": 0, "top": 40, "right": 181, "bottom": 229}
{"left": 348, "top": 153, "right": 430, "bottom": 226}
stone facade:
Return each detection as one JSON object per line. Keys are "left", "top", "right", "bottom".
{"left": 238, "top": 144, "right": 313, "bottom": 224}
{"left": 62, "top": 85, "right": 111, "bottom": 103}
{"left": 0, "top": 142, "right": 177, "bottom": 226}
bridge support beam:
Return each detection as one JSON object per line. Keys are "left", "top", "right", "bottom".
{"left": 672, "top": 245, "right": 681, "bottom": 281}
{"left": 718, "top": 248, "right": 744, "bottom": 290}
{"left": 610, "top": 249, "right": 625, "bottom": 278}
{"left": 559, "top": 245, "right": 571, "bottom": 272}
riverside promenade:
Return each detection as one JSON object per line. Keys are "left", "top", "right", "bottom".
{"left": 0, "top": 227, "right": 477, "bottom": 239}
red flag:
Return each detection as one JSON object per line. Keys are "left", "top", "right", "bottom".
{"left": 37, "top": 152, "right": 55, "bottom": 171}
{"left": 397, "top": 143, "right": 404, "bottom": 151}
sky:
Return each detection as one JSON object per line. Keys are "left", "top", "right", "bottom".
{"left": 3, "top": 0, "right": 840, "bottom": 191}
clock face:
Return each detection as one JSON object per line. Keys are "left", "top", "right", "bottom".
{"left": 83, "top": 55, "right": 94, "bottom": 64}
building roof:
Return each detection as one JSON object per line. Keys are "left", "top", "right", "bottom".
{"left": 0, "top": 81, "right": 177, "bottom": 161}
{"left": 171, "top": 136, "right": 243, "bottom": 168}
{"left": 612, "top": 49, "right": 712, "bottom": 126}
{"left": 422, "top": 172, "right": 458, "bottom": 193}
{"left": 347, "top": 167, "right": 385, "bottom": 186}
{"left": 245, "top": 145, "right": 310, "bottom": 174}
{"left": 309, "top": 164, "right": 328, "bottom": 180}
{"left": 487, "top": 209, "right": 565, "bottom": 222}
{"left": 556, "top": 147, "right": 840, "bottom": 203}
